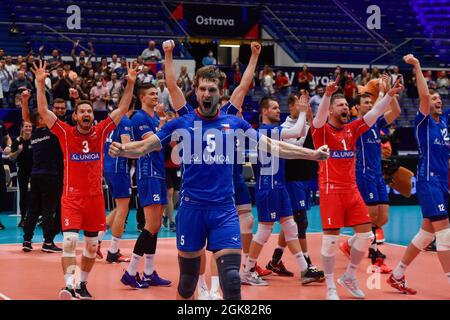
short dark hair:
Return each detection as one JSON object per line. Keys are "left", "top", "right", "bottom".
{"left": 29, "top": 109, "right": 40, "bottom": 126}
{"left": 74, "top": 100, "right": 94, "bottom": 113}
{"left": 330, "top": 93, "right": 346, "bottom": 106}
{"left": 138, "top": 84, "right": 157, "bottom": 98}
{"left": 353, "top": 93, "right": 372, "bottom": 106}
{"left": 219, "top": 95, "right": 230, "bottom": 105}
{"left": 287, "top": 94, "right": 298, "bottom": 106}
{"left": 194, "top": 66, "right": 225, "bottom": 90}
{"left": 53, "top": 98, "right": 65, "bottom": 105}
{"left": 259, "top": 97, "right": 278, "bottom": 112}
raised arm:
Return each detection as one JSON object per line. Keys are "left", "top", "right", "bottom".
{"left": 162, "top": 40, "right": 186, "bottom": 110}
{"left": 312, "top": 76, "right": 339, "bottom": 128}
{"left": 403, "top": 54, "right": 429, "bottom": 115}
{"left": 108, "top": 134, "right": 162, "bottom": 159}
{"left": 229, "top": 42, "right": 261, "bottom": 110}
{"left": 109, "top": 62, "right": 138, "bottom": 125}
{"left": 281, "top": 93, "right": 308, "bottom": 139}
{"left": 258, "top": 134, "right": 329, "bottom": 161}
{"left": 71, "top": 41, "right": 79, "bottom": 62}
{"left": 383, "top": 95, "right": 401, "bottom": 125}
{"left": 21, "top": 89, "right": 32, "bottom": 123}
{"left": 31, "top": 60, "right": 57, "bottom": 128}
{"left": 363, "top": 80, "right": 403, "bottom": 127}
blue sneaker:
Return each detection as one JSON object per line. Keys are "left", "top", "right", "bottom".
{"left": 120, "top": 271, "right": 149, "bottom": 289}
{"left": 142, "top": 271, "right": 171, "bottom": 287}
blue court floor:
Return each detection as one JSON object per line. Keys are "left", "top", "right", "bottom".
{"left": 0, "top": 205, "right": 423, "bottom": 246}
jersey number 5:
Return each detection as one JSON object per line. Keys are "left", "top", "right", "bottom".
{"left": 82, "top": 141, "right": 89, "bottom": 153}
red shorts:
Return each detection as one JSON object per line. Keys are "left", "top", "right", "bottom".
{"left": 61, "top": 194, "right": 106, "bottom": 232}
{"left": 320, "top": 191, "right": 371, "bottom": 229}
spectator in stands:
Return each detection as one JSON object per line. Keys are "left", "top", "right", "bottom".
{"left": 343, "top": 74, "right": 357, "bottom": 103}
{"left": 141, "top": 40, "right": 162, "bottom": 62}
{"left": 136, "top": 56, "right": 145, "bottom": 72}
{"left": 436, "top": 71, "right": 449, "bottom": 97}
{"left": 90, "top": 76, "right": 110, "bottom": 111}
{"left": 390, "top": 66, "right": 404, "bottom": 86}
{"left": 230, "top": 64, "right": 242, "bottom": 94}
{"left": 71, "top": 41, "right": 94, "bottom": 67}
{"left": 109, "top": 54, "right": 121, "bottom": 71}
{"left": 177, "top": 65, "right": 192, "bottom": 98}
{"left": 137, "top": 66, "right": 154, "bottom": 85}
{"left": 275, "top": 70, "right": 291, "bottom": 97}
{"left": 424, "top": 70, "right": 437, "bottom": 90}
{"left": 83, "top": 69, "right": 96, "bottom": 95}
{"left": 0, "top": 60, "right": 10, "bottom": 108}
{"left": 262, "top": 67, "right": 275, "bottom": 97}
{"left": 202, "top": 50, "right": 217, "bottom": 66}
{"left": 115, "top": 58, "right": 128, "bottom": 80}
{"left": 107, "top": 72, "right": 122, "bottom": 97}
{"left": 74, "top": 77, "right": 89, "bottom": 101}
{"left": 355, "top": 68, "right": 370, "bottom": 86}
{"left": 309, "top": 85, "right": 324, "bottom": 116}
{"left": 97, "top": 56, "right": 110, "bottom": 75}
{"left": 298, "top": 64, "right": 313, "bottom": 92}
{"left": 155, "top": 70, "right": 165, "bottom": 82}
{"left": 371, "top": 67, "right": 381, "bottom": 79}
{"left": 51, "top": 66, "right": 73, "bottom": 108}
{"left": 232, "top": 56, "right": 243, "bottom": 73}
{"left": 48, "top": 49, "right": 62, "bottom": 74}
{"left": 73, "top": 57, "right": 88, "bottom": 78}
{"left": 4, "top": 56, "right": 17, "bottom": 81}
{"left": 157, "top": 79, "right": 171, "bottom": 112}
{"left": 9, "top": 71, "right": 33, "bottom": 107}
{"left": 405, "top": 67, "right": 419, "bottom": 100}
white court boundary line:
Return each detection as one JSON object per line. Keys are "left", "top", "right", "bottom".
{"left": 0, "top": 292, "right": 12, "bottom": 300}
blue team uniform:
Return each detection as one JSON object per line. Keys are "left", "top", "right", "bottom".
{"left": 104, "top": 116, "right": 132, "bottom": 198}
{"left": 253, "top": 124, "right": 292, "bottom": 222}
{"left": 131, "top": 110, "right": 167, "bottom": 207}
{"left": 156, "top": 106, "right": 257, "bottom": 252}
{"left": 415, "top": 111, "right": 450, "bottom": 220}
{"left": 178, "top": 102, "right": 251, "bottom": 206}
{"left": 355, "top": 116, "right": 389, "bottom": 205}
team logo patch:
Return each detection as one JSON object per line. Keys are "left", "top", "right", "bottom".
{"left": 70, "top": 152, "right": 101, "bottom": 161}
{"left": 330, "top": 150, "right": 355, "bottom": 158}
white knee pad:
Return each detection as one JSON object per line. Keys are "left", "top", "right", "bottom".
{"left": 62, "top": 232, "right": 78, "bottom": 258}
{"left": 280, "top": 218, "right": 298, "bottom": 242}
{"left": 353, "top": 232, "right": 374, "bottom": 252}
{"left": 253, "top": 223, "right": 272, "bottom": 245}
{"left": 411, "top": 229, "right": 435, "bottom": 251}
{"left": 238, "top": 211, "right": 254, "bottom": 234}
{"left": 83, "top": 236, "right": 98, "bottom": 259}
{"left": 435, "top": 228, "right": 450, "bottom": 252}
{"left": 321, "top": 235, "right": 339, "bottom": 257}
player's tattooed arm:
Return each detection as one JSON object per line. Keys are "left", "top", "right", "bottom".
{"left": 403, "top": 54, "right": 429, "bottom": 115}
{"left": 163, "top": 39, "right": 187, "bottom": 110}
{"left": 110, "top": 62, "right": 138, "bottom": 125}
{"left": 312, "top": 76, "right": 339, "bottom": 128}
{"left": 258, "top": 135, "right": 330, "bottom": 161}
{"left": 32, "top": 60, "right": 57, "bottom": 128}
{"left": 109, "top": 135, "right": 162, "bottom": 159}
{"left": 229, "top": 42, "right": 261, "bottom": 110}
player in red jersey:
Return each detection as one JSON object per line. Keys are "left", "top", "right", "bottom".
{"left": 311, "top": 77, "right": 404, "bottom": 300}
{"left": 33, "top": 60, "right": 137, "bottom": 299}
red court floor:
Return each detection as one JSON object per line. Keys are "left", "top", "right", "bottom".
{"left": 0, "top": 234, "right": 448, "bottom": 300}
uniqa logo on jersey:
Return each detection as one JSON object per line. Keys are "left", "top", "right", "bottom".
{"left": 330, "top": 150, "right": 355, "bottom": 158}
{"left": 70, "top": 152, "right": 100, "bottom": 162}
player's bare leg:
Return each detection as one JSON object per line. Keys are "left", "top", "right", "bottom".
{"left": 96, "top": 209, "right": 117, "bottom": 259}
{"left": 106, "top": 198, "right": 131, "bottom": 263}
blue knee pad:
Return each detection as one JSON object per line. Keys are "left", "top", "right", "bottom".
{"left": 216, "top": 253, "right": 241, "bottom": 300}
{"left": 177, "top": 255, "right": 200, "bottom": 299}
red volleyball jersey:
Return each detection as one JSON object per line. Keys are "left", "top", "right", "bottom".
{"left": 50, "top": 117, "right": 116, "bottom": 197}
{"left": 311, "top": 117, "right": 369, "bottom": 194}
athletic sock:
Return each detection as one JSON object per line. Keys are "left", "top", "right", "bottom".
{"left": 198, "top": 274, "right": 207, "bottom": 288}
{"left": 98, "top": 231, "right": 106, "bottom": 242}
{"left": 126, "top": 253, "right": 141, "bottom": 276}
{"left": 80, "top": 271, "right": 89, "bottom": 283}
{"left": 325, "top": 273, "right": 335, "bottom": 289}
{"left": 345, "top": 246, "right": 366, "bottom": 278}
{"left": 370, "top": 226, "right": 378, "bottom": 250}
{"left": 294, "top": 252, "right": 308, "bottom": 272}
{"left": 393, "top": 261, "right": 408, "bottom": 280}
{"left": 64, "top": 273, "right": 75, "bottom": 288}
{"left": 211, "top": 276, "right": 220, "bottom": 292}
{"left": 348, "top": 235, "right": 356, "bottom": 247}
{"left": 144, "top": 254, "right": 155, "bottom": 275}
{"left": 244, "top": 257, "right": 257, "bottom": 273}
{"left": 109, "top": 236, "right": 120, "bottom": 254}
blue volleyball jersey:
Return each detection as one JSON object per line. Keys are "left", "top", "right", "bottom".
{"left": 104, "top": 116, "right": 132, "bottom": 174}
{"left": 253, "top": 123, "right": 286, "bottom": 190}
{"left": 355, "top": 116, "right": 387, "bottom": 176}
{"left": 415, "top": 111, "right": 450, "bottom": 182}
{"left": 156, "top": 105, "right": 257, "bottom": 208}
{"left": 131, "top": 109, "right": 165, "bottom": 179}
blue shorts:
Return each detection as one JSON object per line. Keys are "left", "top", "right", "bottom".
{"left": 104, "top": 172, "right": 131, "bottom": 199}
{"left": 356, "top": 171, "right": 389, "bottom": 205}
{"left": 255, "top": 187, "right": 293, "bottom": 222}
{"left": 234, "top": 176, "right": 251, "bottom": 206}
{"left": 285, "top": 181, "right": 311, "bottom": 211}
{"left": 417, "top": 180, "right": 449, "bottom": 221}
{"left": 137, "top": 177, "right": 168, "bottom": 207}
{"left": 176, "top": 205, "right": 241, "bottom": 252}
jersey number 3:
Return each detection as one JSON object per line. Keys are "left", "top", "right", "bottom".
{"left": 82, "top": 141, "right": 90, "bottom": 153}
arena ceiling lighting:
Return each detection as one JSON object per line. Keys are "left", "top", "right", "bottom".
{"left": 219, "top": 44, "right": 241, "bottom": 48}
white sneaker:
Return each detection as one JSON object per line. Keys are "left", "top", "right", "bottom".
{"left": 197, "top": 284, "right": 210, "bottom": 300}
{"left": 240, "top": 271, "right": 268, "bottom": 286}
{"left": 326, "top": 287, "right": 340, "bottom": 300}
{"left": 209, "top": 289, "right": 223, "bottom": 300}
{"left": 337, "top": 275, "right": 365, "bottom": 299}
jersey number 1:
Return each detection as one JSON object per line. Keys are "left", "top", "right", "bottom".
{"left": 341, "top": 139, "right": 347, "bottom": 151}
